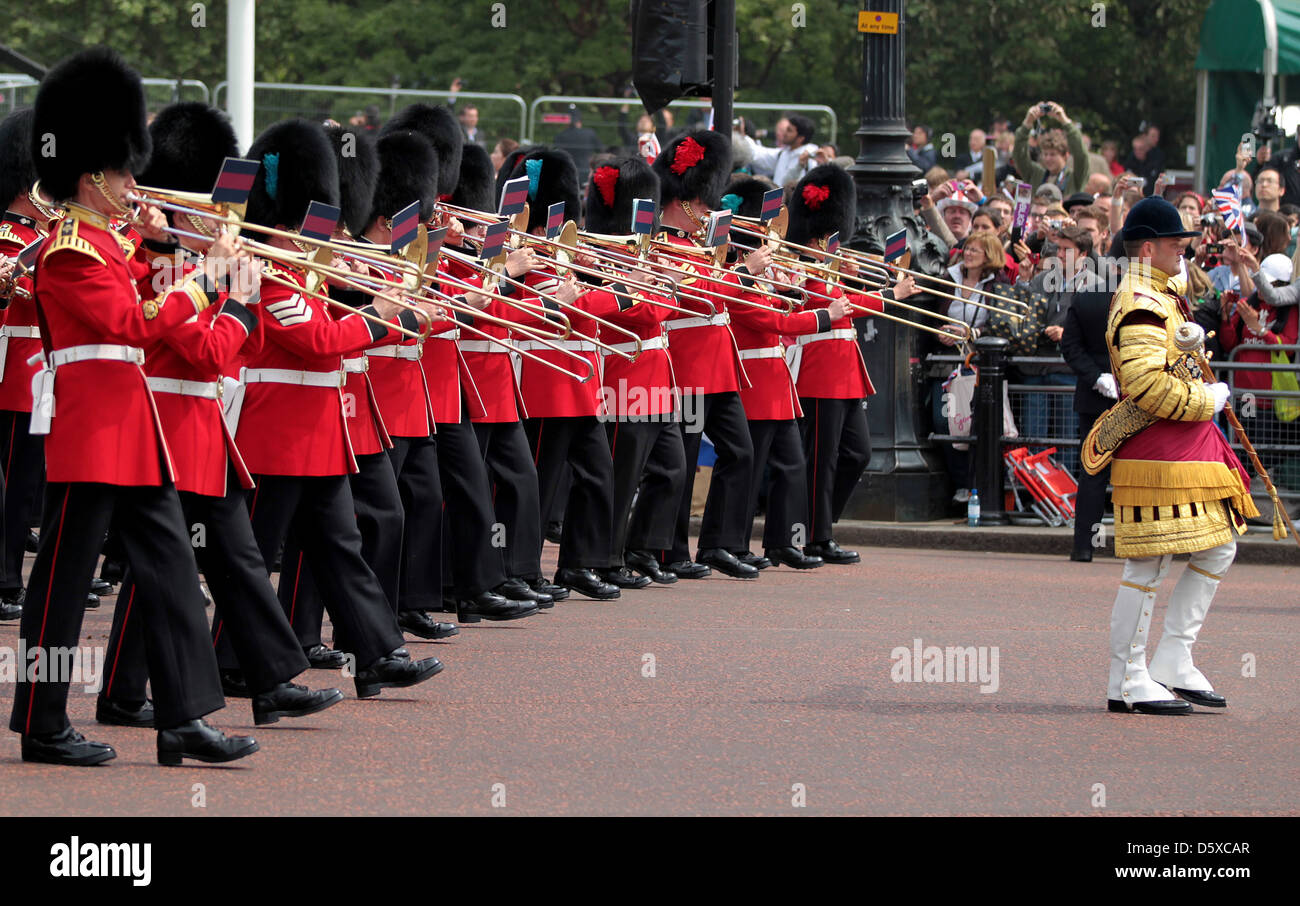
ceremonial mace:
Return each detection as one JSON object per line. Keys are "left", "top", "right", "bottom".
{"left": 1174, "top": 322, "right": 1300, "bottom": 545}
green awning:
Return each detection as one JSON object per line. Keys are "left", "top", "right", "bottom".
{"left": 1196, "top": 0, "right": 1300, "bottom": 73}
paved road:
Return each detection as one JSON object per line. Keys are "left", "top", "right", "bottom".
{"left": 1, "top": 546, "right": 1296, "bottom": 816}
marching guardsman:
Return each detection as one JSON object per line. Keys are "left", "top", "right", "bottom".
{"left": 276, "top": 124, "right": 454, "bottom": 658}
{"left": 0, "top": 109, "right": 103, "bottom": 617}
{"left": 718, "top": 174, "right": 845, "bottom": 570}
{"left": 382, "top": 103, "right": 546, "bottom": 619}
{"left": 359, "top": 129, "right": 461, "bottom": 638}
{"left": 450, "top": 143, "right": 557, "bottom": 601}
{"left": 584, "top": 158, "right": 686, "bottom": 586}
{"left": 10, "top": 48, "right": 256, "bottom": 765}
{"left": 786, "top": 164, "right": 917, "bottom": 565}
{"left": 505, "top": 148, "right": 626, "bottom": 601}
{"left": 650, "top": 130, "right": 774, "bottom": 580}
{"left": 98, "top": 102, "right": 343, "bottom": 727}
{"left": 0, "top": 108, "right": 48, "bottom": 621}
{"left": 230, "top": 118, "right": 444, "bottom": 698}
{"left": 1082, "top": 197, "right": 1256, "bottom": 714}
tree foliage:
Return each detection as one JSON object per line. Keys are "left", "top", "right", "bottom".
{"left": 5, "top": 0, "right": 1212, "bottom": 154}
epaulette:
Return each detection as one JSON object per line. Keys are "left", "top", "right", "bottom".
{"left": 42, "top": 218, "right": 104, "bottom": 266}
{"left": 0, "top": 223, "right": 25, "bottom": 247}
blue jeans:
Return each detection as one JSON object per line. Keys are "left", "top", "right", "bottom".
{"left": 1019, "top": 373, "right": 1078, "bottom": 475}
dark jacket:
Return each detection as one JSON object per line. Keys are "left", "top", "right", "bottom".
{"left": 1060, "top": 289, "right": 1113, "bottom": 414}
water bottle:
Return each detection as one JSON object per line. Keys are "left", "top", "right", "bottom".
{"left": 967, "top": 489, "right": 981, "bottom": 527}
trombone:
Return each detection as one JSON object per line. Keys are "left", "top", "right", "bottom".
{"left": 128, "top": 188, "right": 432, "bottom": 339}
{"left": 730, "top": 211, "right": 1032, "bottom": 313}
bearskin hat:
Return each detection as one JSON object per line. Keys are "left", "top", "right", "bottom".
{"left": 786, "top": 164, "right": 855, "bottom": 246}
{"left": 452, "top": 143, "right": 496, "bottom": 214}
{"left": 719, "top": 175, "right": 777, "bottom": 219}
{"left": 324, "top": 123, "right": 379, "bottom": 237}
{"left": 507, "top": 148, "right": 580, "bottom": 232}
{"left": 585, "top": 156, "right": 659, "bottom": 234}
{"left": 652, "top": 129, "right": 731, "bottom": 208}
{"left": 494, "top": 146, "right": 530, "bottom": 204}
{"left": 136, "top": 102, "right": 237, "bottom": 195}
{"left": 380, "top": 104, "right": 462, "bottom": 198}
{"left": 244, "top": 119, "right": 339, "bottom": 230}
{"left": 31, "top": 47, "right": 151, "bottom": 201}
{"left": 0, "top": 108, "right": 38, "bottom": 208}
{"left": 370, "top": 130, "right": 439, "bottom": 226}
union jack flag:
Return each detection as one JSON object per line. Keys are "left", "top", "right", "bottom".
{"left": 1212, "top": 184, "right": 1246, "bottom": 240}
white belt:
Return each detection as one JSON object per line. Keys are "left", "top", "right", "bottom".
{"left": 516, "top": 339, "right": 597, "bottom": 353}
{"left": 241, "top": 368, "right": 343, "bottom": 388}
{"left": 49, "top": 344, "right": 145, "bottom": 368}
{"left": 147, "top": 376, "right": 223, "bottom": 400}
{"left": 366, "top": 344, "right": 423, "bottom": 361}
{"left": 738, "top": 345, "right": 783, "bottom": 361}
{"left": 604, "top": 335, "right": 666, "bottom": 356}
{"left": 665, "top": 311, "right": 730, "bottom": 330}
{"left": 341, "top": 356, "right": 369, "bottom": 373}
{"left": 0, "top": 325, "right": 40, "bottom": 375}
{"left": 429, "top": 328, "right": 461, "bottom": 341}
{"left": 29, "top": 344, "right": 146, "bottom": 435}
{"left": 796, "top": 328, "right": 856, "bottom": 345}
{"left": 458, "top": 340, "right": 511, "bottom": 354}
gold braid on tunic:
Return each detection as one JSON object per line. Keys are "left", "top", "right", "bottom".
{"left": 1099, "top": 263, "right": 1257, "bottom": 558}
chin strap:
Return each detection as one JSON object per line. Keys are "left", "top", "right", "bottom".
{"left": 90, "top": 171, "right": 134, "bottom": 219}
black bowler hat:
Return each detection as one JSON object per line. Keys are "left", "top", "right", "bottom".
{"left": 1121, "top": 196, "right": 1200, "bottom": 241}
{"left": 1063, "top": 191, "right": 1094, "bottom": 213}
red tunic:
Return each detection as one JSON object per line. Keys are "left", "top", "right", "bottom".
{"left": 141, "top": 251, "right": 257, "bottom": 496}
{"left": 652, "top": 232, "right": 756, "bottom": 395}
{"left": 513, "top": 268, "right": 623, "bottom": 418}
{"left": 0, "top": 213, "right": 46, "bottom": 413}
{"left": 790, "top": 277, "right": 881, "bottom": 399}
{"left": 598, "top": 287, "right": 678, "bottom": 418}
{"left": 428, "top": 255, "right": 486, "bottom": 423}
{"left": 234, "top": 262, "right": 406, "bottom": 476}
{"left": 730, "top": 299, "right": 828, "bottom": 421}
{"left": 32, "top": 207, "right": 221, "bottom": 486}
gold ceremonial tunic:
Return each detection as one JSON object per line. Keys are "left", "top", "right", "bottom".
{"left": 1104, "top": 263, "right": 1257, "bottom": 557}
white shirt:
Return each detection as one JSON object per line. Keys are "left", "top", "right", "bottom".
{"left": 945, "top": 263, "right": 993, "bottom": 330}
{"left": 743, "top": 137, "right": 819, "bottom": 186}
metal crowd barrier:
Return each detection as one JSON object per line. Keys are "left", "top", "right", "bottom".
{"left": 212, "top": 82, "right": 528, "bottom": 147}
{"left": 527, "top": 95, "right": 839, "bottom": 151}
{"left": 925, "top": 341, "right": 1300, "bottom": 525}
{"left": 0, "top": 74, "right": 210, "bottom": 113}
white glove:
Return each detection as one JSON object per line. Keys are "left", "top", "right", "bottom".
{"left": 1093, "top": 373, "right": 1118, "bottom": 400}
{"left": 1210, "top": 382, "right": 1231, "bottom": 414}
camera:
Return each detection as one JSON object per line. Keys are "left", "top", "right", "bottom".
{"left": 1205, "top": 242, "right": 1225, "bottom": 255}
{"left": 1044, "top": 219, "right": 1065, "bottom": 232}
{"left": 910, "top": 177, "right": 930, "bottom": 207}
{"left": 1199, "top": 213, "right": 1222, "bottom": 227}
{"left": 1039, "top": 103, "right": 1051, "bottom": 114}
{"left": 1252, "top": 103, "right": 1285, "bottom": 145}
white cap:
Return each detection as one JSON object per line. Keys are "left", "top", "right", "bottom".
{"left": 1259, "top": 253, "right": 1293, "bottom": 286}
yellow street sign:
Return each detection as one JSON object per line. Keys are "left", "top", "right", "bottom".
{"left": 858, "top": 11, "right": 899, "bottom": 34}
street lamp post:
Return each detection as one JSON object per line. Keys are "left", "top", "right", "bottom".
{"left": 843, "top": 0, "right": 951, "bottom": 521}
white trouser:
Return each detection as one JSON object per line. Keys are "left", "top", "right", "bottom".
{"left": 1107, "top": 539, "right": 1236, "bottom": 702}
{"left": 1148, "top": 539, "right": 1236, "bottom": 691}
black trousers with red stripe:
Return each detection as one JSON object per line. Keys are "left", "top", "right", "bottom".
{"left": 668, "top": 390, "right": 754, "bottom": 562}
{"left": 745, "top": 418, "right": 812, "bottom": 551}
{"left": 0, "top": 409, "right": 43, "bottom": 595}
{"left": 248, "top": 473, "right": 403, "bottom": 669}
{"left": 437, "top": 405, "right": 507, "bottom": 597}
{"left": 525, "top": 415, "right": 615, "bottom": 570}
{"left": 387, "top": 434, "right": 442, "bottom": 612}
{"left": 608, "top": 416, "right": 685, "bottom": 563}
{"left": 102, "top": 465, "right": 309, "bottom": 703}
{"left": 474, "top": 420, "right": 543, "bottom": 581}
{"left": 8, "top": 480, "right": 224, "bottom": 736}
{"left": 279, "top": 451, "right": 404, "bottom": 649}
{"left": 798, "top": 397, "right": 872, "bottom": 545}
